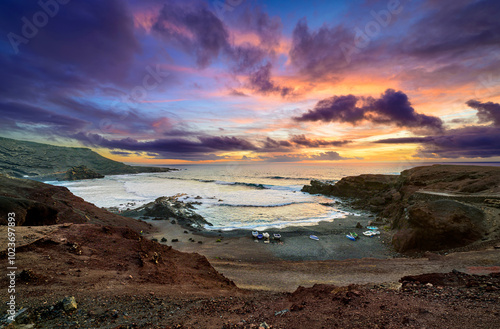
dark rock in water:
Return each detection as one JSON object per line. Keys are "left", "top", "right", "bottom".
{"left": 172, "top": 239, "right": 179, "bottom": 242}
{"left": 161, "top": 237, "right": 167, "bottom": 242}
{"left": 63, "top": 165, "right": 104, "bottom": 181}
{"left": 392, "top": 200, "right": 485, "bottom": 252}
{"left": 122, "top": 195, "right": 212, "bottom": 228}
{"left": 356, "top": 222, "right": 363, "bottom": 229}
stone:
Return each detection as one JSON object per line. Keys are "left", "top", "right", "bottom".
{"left": 61, "top": 296, "right": 78, "bottom": 312}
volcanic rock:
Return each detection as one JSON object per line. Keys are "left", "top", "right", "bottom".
{"left": 63, "top": 165, "right": 104, "bottom": 181}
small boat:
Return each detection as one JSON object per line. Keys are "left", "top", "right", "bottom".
{"left": 262, "top": 232, "right": 270, "bottom": 239}
{"left": 350, "top": 232, "right": 358, "bottom": 239}
{"left": 257, "top": 234, "right": 263, "bottom": 239}
{"left": 273, "top": 233, "right": 281, "bottom": 240}
{"left": 309, "top": 235, "right": 319, "bottom": 241}
{"left": 363, "top": 231, "right": 375, "bottom": 237}
{"left": 252, "top": 231, "right": 259, "bottom": 238}
{"left": 264, "top": 240, "right": 270, "bottom": 244}
{"left": 367, "top": 226, "right": 379, "bottom": 230}
{"left": 346, "top": 234, "right": 356, "bottom": 241}
{"left": 372, "top": 230, "right": 381, "bottom": 235}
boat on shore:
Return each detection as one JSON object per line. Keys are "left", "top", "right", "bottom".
{"left": 346, "top": 234, "right": 356, "bottom": 241}
{"left": 309, "top": 235, "right": 319, "bottom": 241}
{"left": 273, "top": 233, "right": 281, "bottom": 240}
{"left": 252, "top": 231, "right": 259, "bottom": 238}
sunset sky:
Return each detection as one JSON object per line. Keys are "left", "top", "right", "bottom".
{"left": 1, "top": 0, "right": 499, "bottom": 164}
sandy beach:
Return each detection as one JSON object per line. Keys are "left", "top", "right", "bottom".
{"left": 145, "top": 213, "right": 394, "bottom": 262}
{"left": 144, "top": 215, "right": 500, "bottom": 292}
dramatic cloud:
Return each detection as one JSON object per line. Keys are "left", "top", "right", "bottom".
{"left": 238, "top": 6, "right": 283, "bottom": 49}
{"left": 1, "top": 0, "right": 140, "bottom": 85}
{"left": 466, "top": 100, "right": 500, "bottom": 126}
{"left": 266, "top": 151, "right": 352, "bottom": 162}
{"left": 374, "top": 99, "right": 500, "bottom": 158}
{"left": 73, "top": 133, "right": 257, "bottom": 160}
{"left": 295, "top": 89, "right": 444, "bottom": 132}
{"left": 248, "top": 63, "right": 294, "bottom": 97}
{"left": 153, "top": 2, "right": 229, "bottom": 68}
{"left": 376, "top": 126, "right": 500, "bottom": 158}
{"left": 289, "top": 19, "right": 352, "bottom": 78}
{"left": 260, "top": 137, "right": 293, "bottom": 152}
{"left": 403, "top": 0, "right": 500, "bottom": 60}
{"left": 290, "top": 135, "right": 351, "bottom": 147}
{"left": 0, "top": 101, "right": 88, "bottom": 132}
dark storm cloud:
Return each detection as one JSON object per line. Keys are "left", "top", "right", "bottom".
{"left": 466, "top": 100, "right": 500, "bottom": 126}
{"left": 290, "top": 135, "right": 352, "bottom": 147}
{"left": 294, "top": 89, "right": 443, "bottom": 132}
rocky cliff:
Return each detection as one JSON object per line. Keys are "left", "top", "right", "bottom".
{"left": 0, "top": 137, "right": 174, "bottom": 180}
{"left": 302, "top": 165, "right": 500, "bottom": 253}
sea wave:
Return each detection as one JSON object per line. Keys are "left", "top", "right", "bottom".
{"left": 264, "top": 175, "right": 310, "bottom": 181}
{"left": 214, "top": 181, "right": 267, "bottom": 189}
{"left": 217, "top": 201, "right": 309, "bottom": 208}
{"left": 204, "top": 212, "right": 346, "bottom": 231}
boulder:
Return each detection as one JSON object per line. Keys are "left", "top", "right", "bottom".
{"left": 123, "top": 196, "right": 212, "bottom": 228}
{"left": 392, "top": 200, "right": 485, "bottom": 252}
{"left": 61, "top": 296, "right": 78, "bottom": 312}
{"left": 63, "top": 165, "right": 104, "bottom": 181}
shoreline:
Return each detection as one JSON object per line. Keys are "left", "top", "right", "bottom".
{"left": 145, "top": 213, "right": 397, "bottom": 263}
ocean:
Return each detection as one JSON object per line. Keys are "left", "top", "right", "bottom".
{"left": 47, "top": 162, "right": 476, "bottom": 231}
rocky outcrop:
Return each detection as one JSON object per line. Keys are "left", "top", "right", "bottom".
{"left": 392, "top": 200, "right": 486, "bottom": 252}
{"left": 0, "top": 174, "right": 150, "bottom": 232}
{"left": 0, "top": 136, "right": 175, "bottom": 180}
{"left": 302, "top": 165, "right": 500, "bottom": 253}
{"left": 123, "top": 195, "right": 212, "bottom": 229}
{"left": 63, "top": 165, "right": 104, "bottom": 181}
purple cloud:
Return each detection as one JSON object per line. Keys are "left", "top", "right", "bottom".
{"left": 73, "top": 133, "right": 257, "bottom": 160}
{"left": 290, "top": 135, "right": 352, "bottom": 147}
{"left": 289, "top": 19, "right": 353, "bottom": 78}
{"left": 153, "top": 2, "right": 229, "bottom": 68}
{"left": 466, "top": 99, "right": 500, "bottom": 126}
{"left": 376, "top": 126, "right": 500, "bottom": 158}
{"left": 266, "top": 151, "right": 353, "bottom": 162}
{"left": 0, "top": 101, "right": 88, "bottom": 132}
{"left": 248, "top": 63, "right": 294, "bottom": 97}
{"left": 295, "top": 89, "right": 444, "bottom": 132}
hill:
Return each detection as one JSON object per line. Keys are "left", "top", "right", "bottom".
{"left": 0, "top": 136, "right": 173, "bottom": 180}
